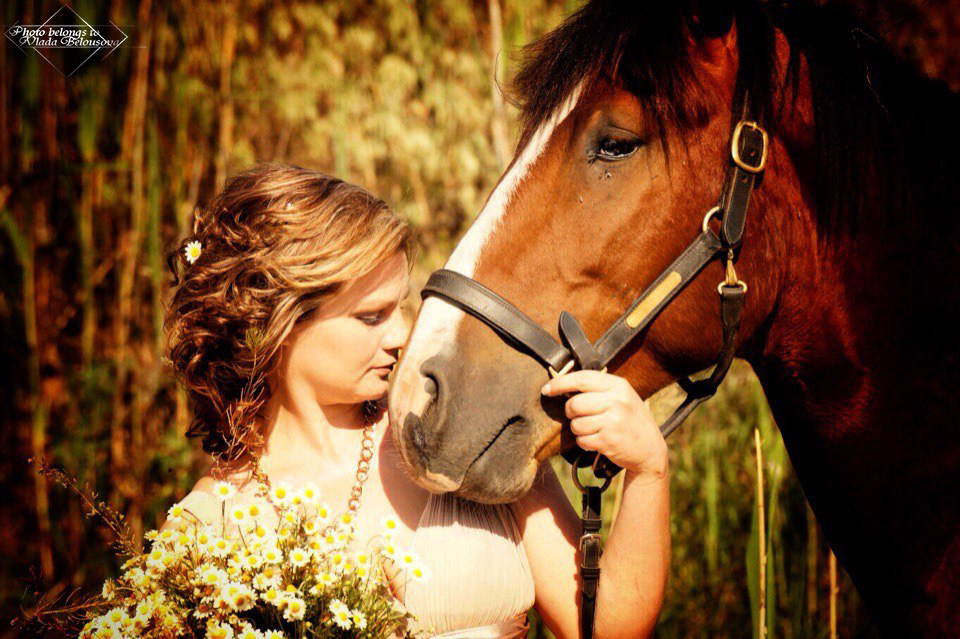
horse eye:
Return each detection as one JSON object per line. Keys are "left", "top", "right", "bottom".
{"left": 595, "top": 136, "right": 642, "bottom": 161}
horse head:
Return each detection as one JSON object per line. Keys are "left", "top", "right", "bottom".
{"left": 389, "top": 2, "right": 793, "bottom": 503}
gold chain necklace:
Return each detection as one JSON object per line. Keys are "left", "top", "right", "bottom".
{"left": 249, "top": 411, "right": 377, "bottom": 516}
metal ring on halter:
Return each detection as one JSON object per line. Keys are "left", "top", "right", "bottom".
{"left": 701, "top": 205, "right": 722, "bottom": 233}
{"left": 571, "top": 449, "right": 614, "bottom": 494}
{"left": 718, "top": 279, "right": 748, "bottom": 294}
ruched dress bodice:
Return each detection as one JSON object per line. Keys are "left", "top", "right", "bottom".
{"left": 389, "top": 490, "right": 535, "bottom": 638}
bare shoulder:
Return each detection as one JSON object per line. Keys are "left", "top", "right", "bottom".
{"left": 511, "top": 460, "right": 572, "bottom": 517}
{"left": 509, "top": 460, "right": 579, "bottom": 528}
{"left": 159, "top": 471, "right": 227, "bottom": 532}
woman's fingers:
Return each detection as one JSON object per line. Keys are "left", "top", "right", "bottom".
{"left": 541, "top": 369, "right": 618, "bottom": 396}
{"left": 538, "top": 367, "right": 665, "bottom": 477}
{"left": 564, "top": 391, "right": 608, "bottom": 419}
{"left": 574, "top": 431, "right": 606, "bottom": 451}
{"left": 570, "top": 414, "right": 606, "bottom": 436}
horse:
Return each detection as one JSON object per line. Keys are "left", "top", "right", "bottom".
{"left": 387, "top": 1, "right": 960, "bottom": 636}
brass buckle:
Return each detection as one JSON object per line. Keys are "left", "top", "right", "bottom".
{"left": 579, "top": 532, "right": 602, "bottom": 559}
{"left": 731, "top": 120, "right": 768, "bottom": 173}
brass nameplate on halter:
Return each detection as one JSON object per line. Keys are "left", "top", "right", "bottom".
{"left": 624, "top": 271, "right": 682, "bottom": 328}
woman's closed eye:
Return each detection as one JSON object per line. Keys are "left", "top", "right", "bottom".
{"left": 356, "top": 311, "right": 386, "bottom": 326}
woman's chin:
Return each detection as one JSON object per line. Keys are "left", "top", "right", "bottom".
{"left": 358, "top": 378, "right": 390, "bottom": 399}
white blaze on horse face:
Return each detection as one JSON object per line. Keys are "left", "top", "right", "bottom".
{"left": 391, "top": 83, "right": 584, "bottom": 425}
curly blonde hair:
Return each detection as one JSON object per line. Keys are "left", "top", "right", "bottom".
{"left": 163, "top": 163, "right": 417, "bottom": 459}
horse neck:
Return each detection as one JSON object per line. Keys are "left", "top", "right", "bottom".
{"left": 743, "top": 134, "right": 960, "bottom": 634}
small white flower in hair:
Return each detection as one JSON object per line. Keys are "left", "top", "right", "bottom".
{"left": 184, "top": 240, "right": 202, "bottom": 264}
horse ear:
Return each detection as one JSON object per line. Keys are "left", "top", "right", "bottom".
{"left": 687, "top": 3, "right": 738, "bottom": 85}
{"left": 688, "top": 1, "right": 735, "bottom": 39}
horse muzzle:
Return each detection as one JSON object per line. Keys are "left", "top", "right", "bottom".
{"left": 389, "top": 343, "right": 548, "bottom": 502}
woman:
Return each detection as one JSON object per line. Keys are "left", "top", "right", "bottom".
{"left": 163, "top": 163, "right": 669, "bottom": 639}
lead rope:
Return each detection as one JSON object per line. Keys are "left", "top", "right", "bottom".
{"left": 569, "top": 450, "right": 611, "bottom": 639}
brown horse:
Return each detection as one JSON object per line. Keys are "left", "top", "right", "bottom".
{"left": 388, "top": 1, "right": 960, "bottom": 636}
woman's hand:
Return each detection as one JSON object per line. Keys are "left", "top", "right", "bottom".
{"left": 541, "top": 370, "right": 668, "bottom": 481}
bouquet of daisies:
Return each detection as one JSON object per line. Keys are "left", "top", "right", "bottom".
{"left": 68, "top": 476, "right": 429, "bottom": 639}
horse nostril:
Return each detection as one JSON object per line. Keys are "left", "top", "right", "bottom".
{"left": 412, "top": 422, "right": 428, "bottom": 455}
{"left": 403, "top": 412, "right": 430, "bottom": 468}
{"left": 423, "top": 373, "right": 439, "bottom": 400}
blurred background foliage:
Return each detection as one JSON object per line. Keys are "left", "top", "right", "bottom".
{"left": 1, "top": 1, "right": 956, "bottom": 637}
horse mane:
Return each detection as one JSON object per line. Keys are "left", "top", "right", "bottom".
{"left": 510, "top": 0, "right": 960, "bottom": 244}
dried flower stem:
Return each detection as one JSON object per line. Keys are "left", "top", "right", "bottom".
{"left": 32, "top": 456, "right": 139, "bottom": 558}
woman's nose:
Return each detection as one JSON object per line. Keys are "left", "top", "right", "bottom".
{"left": 383, "top": 308, "right": 410, "bottom": 351}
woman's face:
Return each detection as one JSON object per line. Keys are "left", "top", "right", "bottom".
{"left": 278, "top": 251, "right": 411, "bottom": 406}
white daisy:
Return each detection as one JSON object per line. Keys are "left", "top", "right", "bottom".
{"left": 261, "top": 587, "right": 281, "bottom": 606}
{"left": 409, "top": 561, "right": 431, "bottom": 583}
{"left": 380, "top": 515, "right": 399, "bottom": 534}
{"left": 328, "top": 599, "right": 352, "bottom": 629}
{"left": 212, "top": 481, "right": 235, "bottom": 501}
{"left": 288, "top": 547, "right": 310, "bottom": 567}
{"left": 315, "top": 503, "right": 331, "bottom": 523}
{"left": 167, "top": 502, "right": 186, "bottom": 522}
{"left": 236, "top": 627, "right": 259, "bottom": 639}
{"left": 381, "top": 539, "right": 399, "bottom": 559}
{"left": 351, "top": 609, "right": 368, "bottom": 630}
{"left": 205, "top": 621, "right": 233, "bottom": 639}
{"left": 299, "top": 484, "right": 320, "bottom": 504}
{"left": 399, "top": 549, "right": 418, "bottom": 568}
{"left": 223, "top": 582, "right": 255, "bottom": 612}
{"left": 260, "top": 543, "right": 282, "bottom": 564}
{"left": 281, "top": 595, "right": 306, "bottom": 622}
{"left": 184, "top": 240, "right": 202, "bottom": 264}
{"left": 228, "top": 506, "right": 247, "bottom": 525}
{"left": 269, "top": 482, "right": 292, "bottom": 506}
{"left": 316, "top": 571, "right": 334, "bottom": 588}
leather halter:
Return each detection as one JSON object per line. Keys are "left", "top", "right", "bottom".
{"left": 420, "top": 115, "right": 767, "bottom": 638}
